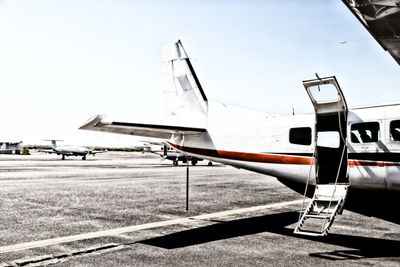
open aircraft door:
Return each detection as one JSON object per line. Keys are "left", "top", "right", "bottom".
{"left": 304, "top": 76, "right": 348, "bottom": 185}
{"left": 295, "top": 76, "right": 349, "bottom": 236}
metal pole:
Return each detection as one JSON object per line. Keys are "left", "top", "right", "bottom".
{"left": 186, "top": 158, "right": 189, "bottom": 211}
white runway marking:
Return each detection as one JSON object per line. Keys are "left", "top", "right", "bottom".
{"left": 0, "top": 199, "right": 303, "bottom": 254}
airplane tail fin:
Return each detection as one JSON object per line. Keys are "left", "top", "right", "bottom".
{"left": 162, "top": 40, "right": 208, "bottom": 128}
{"left": 42, "top": 139, "right": 63, "bottom": 149}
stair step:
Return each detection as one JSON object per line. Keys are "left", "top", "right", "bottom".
{"left": 294, "top": 184, "right": 349, "bottom": 236}
{"left": 293, "top": 229, "right": 328, "bottom": 237}
{"left": 315, "top": 196, "right": 341, "bottom": 201}
{"left": 304, "top": 214, "right": 332, "bottom": 219}
{"left": 301, "top": 210, "right": 336, "bottom": 216}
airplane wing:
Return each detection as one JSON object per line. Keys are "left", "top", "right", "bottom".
{"left": 88, "top": 150, "right": 107, "bottom": 155}
{"left": 343, "top": 0, "right": 400, "bottom": 65}
{"left": 37, "top": 149, "right": 74, "bottom": 155}
{"left": 79, "top": 115, "right": 207, "bottom": 139}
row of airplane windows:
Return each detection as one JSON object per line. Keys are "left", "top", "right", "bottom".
{"left": 350, "top": 120, "right": 400, "bottom": 143}
{"left": 289, "top": 120, "right": 400, "bottom": 146}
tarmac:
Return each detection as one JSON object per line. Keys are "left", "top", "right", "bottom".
{"left": 0, "top": 153, "right": 399, "bottom": 266}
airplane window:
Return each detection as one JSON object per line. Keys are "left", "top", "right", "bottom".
{"left": 308, "top": 83, "right": 339, "bottom": 103}
{"left": 317, "top": 131, "right": 340, "bottom": 148}
{"left": 289, "top": 127, "right": 312, "bottom": 145}
{"left": 350, "top": 122, "right": 380, "bottom": 143}
{"left": 390, "top": 120, "right": 400, "bottom": 141}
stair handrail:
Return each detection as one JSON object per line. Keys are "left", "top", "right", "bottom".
{"left": 319, "top": 100, "right": 348, "bottom": 233}
{"left": 298, "top": 149, "right": 315, "bottom": 224}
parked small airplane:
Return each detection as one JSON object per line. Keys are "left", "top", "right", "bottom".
{"left": 140, "top": 140, "right": 212, "bottom": 166}
{"left": 80, "top": 0, "right": 400, "bottom": 236}
{"left": 38, "top": 140, "right": 105, "bottom": 160}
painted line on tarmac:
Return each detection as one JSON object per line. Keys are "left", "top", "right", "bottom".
{"left": 0, "top": 199, "right": 303, "bottom": 254}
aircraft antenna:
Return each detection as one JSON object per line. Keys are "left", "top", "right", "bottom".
{"left": 315, "top": 73, "right": 321, "bottom": 91}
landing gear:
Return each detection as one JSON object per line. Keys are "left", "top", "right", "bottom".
{"left": 61, "top": 155, "right": 65, "bottom": 160}
{"left": 173, "top": 160, "right": 178, "bottom": 166}
{"left": 82, "top": 155, "right": 86, "bottom": 160}
{"left": 208, "top": 161, "right": 213, "bottom": 166}
{"left": 191, "top": 159, "right": 197, "bottom": 166}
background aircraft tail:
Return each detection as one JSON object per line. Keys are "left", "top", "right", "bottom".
{"left": 162, "top": 40, "right": 208, "bottom": 128}
{"left": 42, "top": 139, "right": 63, "bottom": 149}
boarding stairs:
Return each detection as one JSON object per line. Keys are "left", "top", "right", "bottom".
{"left": 294, "top": 184, "right": 348, "bottom": 236}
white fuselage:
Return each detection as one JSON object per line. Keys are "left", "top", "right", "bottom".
{"left": 168, "top": 102, "right": 400, "bottom": 192}
{"left": 54, "top": 145, "right": 89, "bottom": 155}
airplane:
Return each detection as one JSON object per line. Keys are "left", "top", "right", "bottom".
{"left": 140, "top": 140, "right": 212, "bottom": 166}
{"left": 38, "top": 140, "right": 105, "bottom": 160}
{"left": 80, "top": 0, "right": 400, "bottom": 236}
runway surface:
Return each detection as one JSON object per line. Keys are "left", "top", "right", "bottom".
{"left": 0, "top": 153, "right": 399, "bottom": 266}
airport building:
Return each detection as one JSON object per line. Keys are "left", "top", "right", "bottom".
{"left": 0, "top": 141, "right": 22, "bottom": 154}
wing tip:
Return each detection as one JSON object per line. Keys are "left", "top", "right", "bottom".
{"left": 79, "top": 114, "right": 105, "bottom": 130}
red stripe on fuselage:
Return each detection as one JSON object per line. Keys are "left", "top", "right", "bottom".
{"left": 348, "top": 160, "right": 400, "bottom": 167}
{"left": 168, "top": 142, "right": 400, "bottom": 167}
{"left": 167, "top": 142, "right": 313, "bottom": 165}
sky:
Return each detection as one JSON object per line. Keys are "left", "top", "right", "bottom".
{"left": 0, "top": 0, "right": 399, "bottom": 147}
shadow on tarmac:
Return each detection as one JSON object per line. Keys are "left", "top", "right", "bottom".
{"left": 139, "top": 211, "right": 400, "bottom": 260}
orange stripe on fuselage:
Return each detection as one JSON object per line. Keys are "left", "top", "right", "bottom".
{"left": 167, "top": 142, "right": 313, "bottom": 165}
{"left": 216, "top": 150, "right": 313, "bottom": 165}
{"left": 348, "top": 160, "right": 400, "bottom": 167}
{"left": 168, "top": 142, "right": 400, "bottom": 167}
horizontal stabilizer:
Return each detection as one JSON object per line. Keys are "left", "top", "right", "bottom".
{"left": 79, "top": 115, "right": 206, "bottom": 139}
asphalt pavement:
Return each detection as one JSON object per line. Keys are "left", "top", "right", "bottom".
{"left": 0, "top": 153, "right": 399, "bottom": 266}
